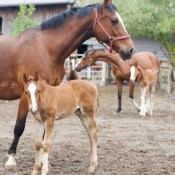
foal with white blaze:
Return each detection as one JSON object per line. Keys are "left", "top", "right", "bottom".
{"left": 23, "top": 73, "right": 99, "bottom": 175}
{"left": 130, "top": 65, "right": 158, "bottom": 116}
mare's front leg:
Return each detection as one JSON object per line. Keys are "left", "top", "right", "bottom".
{"left": 116, "top": 80, "right": 123, "bottom": 113}
{"left": 31, "top": 118, "right": 45, "bottom": 175}
{"left": 75, "top": 108, "right": 98, "bottom": 174}
{"left": 5, "top": 93, "right": 28, "bottom": 167}
{"left": 41, "top": 116, "right": 54, "bottom": 175}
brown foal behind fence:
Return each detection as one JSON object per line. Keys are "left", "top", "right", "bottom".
{"left": 22, "top": 73, "right": 99, "bottom": 175}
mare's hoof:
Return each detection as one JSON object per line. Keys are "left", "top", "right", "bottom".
{"left": 116, "top": 108, "right": 122, "bottom": 113}
{"left": 5, "top": 155, "right": 17, "bottom": 169}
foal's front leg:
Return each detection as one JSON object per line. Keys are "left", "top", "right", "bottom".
{"left": 31, "top": 118, "right": 45, "bottom": 175}
{"left": 41, "top": 116, "right": 54, "bottom": 175}
{"left": 140, "top": 87, "right": 148, "bottom": 116}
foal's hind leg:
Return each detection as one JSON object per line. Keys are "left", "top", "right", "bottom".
{"left": 75, "top": 108, "right": 98, "bottom": 173}
{"left": 5, "top": 93, "right": 28, "bottom": 167}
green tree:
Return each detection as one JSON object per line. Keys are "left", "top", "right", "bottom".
{"left": 10, "top": 3, "right": 39, "bottom": 36}
{"left": 77, "top": 0, "right": 175, "bottom": 60}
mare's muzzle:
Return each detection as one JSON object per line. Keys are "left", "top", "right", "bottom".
{"left": 120, "top": 48, "right": 135, "bottom": 60}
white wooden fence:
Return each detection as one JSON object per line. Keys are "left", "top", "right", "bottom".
{"left": 63, "top": 52, "right": 175, "bottom": 91}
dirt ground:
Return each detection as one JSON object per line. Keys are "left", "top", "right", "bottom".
{"left": 0, "top": 85, "right": 175, "bottom": 175}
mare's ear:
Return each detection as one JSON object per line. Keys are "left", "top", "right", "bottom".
{"left": 23, "top": 73, "right": 28, "bottom": 83}
{"left": 34, "top": 72, "right": 39, "bottom": 81}
{"left": 103, "top": 0, "right": 112, "bottom": 8}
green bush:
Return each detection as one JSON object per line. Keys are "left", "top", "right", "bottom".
{"left": 10, "top": 3, "right": 39, "bottom": 36}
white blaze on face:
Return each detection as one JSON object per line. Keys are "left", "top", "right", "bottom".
{"left": 116, "top": 11, "right": 127, "bottom": 33}
{"left": 28, "top": 82, "right": 38, "bottom": 113}
{"left": 130, "top": 66, "right": 136, "bottom": 81}
{"left": 71, "top": 59, "right": 75, "bottom": 70}
{"left": 75, "top": 59, "right": 81, "bottom": 69}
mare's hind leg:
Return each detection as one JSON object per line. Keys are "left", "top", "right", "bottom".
{"left": 5, "top": 93, "right": 28, "bottom": 167}
{"left": 31, "top": 118, "right": 45, "bottom": 175}
{"left": 75, "top": 108, "right": 98, "bottom": 174}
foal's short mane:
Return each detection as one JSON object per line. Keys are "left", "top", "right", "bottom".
{"left": 40, "top": 3, "right": 117, "bottom": 30}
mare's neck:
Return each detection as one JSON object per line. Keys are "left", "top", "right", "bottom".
{"left": 42, "top": 13, "right": 95, "bottom": 63}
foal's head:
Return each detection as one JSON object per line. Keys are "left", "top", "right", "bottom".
{"left": 75, "top": 50, "right": 105, "bottom": 72}
{"left": 22, "top": 72, "right": 42, "bottom": 115}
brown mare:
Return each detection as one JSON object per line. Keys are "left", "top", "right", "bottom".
{"left": 75, "top": 49, "right": 160, "bottom": 113}
{"left": 130, "top": 65, "right": 158, "bottom": 116}
{"left": 3, "top": 0, "right": 134, "bottom": 166}
{"left": 22, "top": 73, "right": 99, "bottom": 174}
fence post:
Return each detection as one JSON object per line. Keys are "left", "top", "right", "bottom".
{"left": 87, "top": 66, "right": 91, "bottom": 80}
{"left": 167, "top": 64, "right": 174, "bottom": 93}
{"left": 100, "top": 62, "right": 106, "bottom": 86}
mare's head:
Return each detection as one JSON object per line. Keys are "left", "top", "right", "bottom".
{"left": 22, "top": 72, "right": 42, "bottom": 115}
{"left": 92, "top": 0, "right": 134, "bottom": 59}
{"left": 75, "top": 50, "right": 98, "bottom": 72}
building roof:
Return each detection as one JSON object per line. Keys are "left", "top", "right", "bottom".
{"left": 0, "top": 0, "right": 77, "bottom": 7}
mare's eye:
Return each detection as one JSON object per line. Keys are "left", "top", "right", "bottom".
{"left": 25, "top": 91, "right": 27, "bottom": 94}
{"left": 111, "top": 19, "right": 118, "bottom": 25}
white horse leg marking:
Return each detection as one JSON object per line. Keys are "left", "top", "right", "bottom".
{"left": 130, "top": 98, "right": 140, "bottom": 112}
{"left": 31, "top": 119, "right": 45, "bottom": 175}
{"left": 41, "top": 117, "right": 54, "bottom": 175}
{"left": 5, "top": 154, "right": 17, "bottom": 167}
{"left": 140, "top": 87, "right": 147, "bottom": 116}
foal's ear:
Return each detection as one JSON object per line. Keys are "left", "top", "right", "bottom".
{"left": 23, "top": 73, "right": 28, "bottom": 83}
{"left": 34, "top": 72, "right": 39, "bottom": 81}
{"left": 103, "top": 0, "right": 112, "bottom": 8}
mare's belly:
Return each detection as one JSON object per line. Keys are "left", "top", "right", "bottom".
{"left": 0, "top": 81, "right": 21, "bottom": 100}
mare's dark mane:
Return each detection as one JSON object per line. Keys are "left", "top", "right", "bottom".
{"left": 40, "top": 3, "right": 116, "bottom": 30}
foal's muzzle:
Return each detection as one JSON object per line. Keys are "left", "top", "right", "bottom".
{"left": 31, "top": 107, "right": 38, "bottom": 114}
{"left": 75, "top": 66, "right": 82, "bottom": 72}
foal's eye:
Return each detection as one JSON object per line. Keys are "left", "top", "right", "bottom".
{"left": 25, "top": 91, "right": 27, "bottom": 94}
{"left": 111, "top": 19, "right": 118, "bottom": 25}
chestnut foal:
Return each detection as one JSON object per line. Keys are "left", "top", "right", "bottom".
{"left": 22, "top": 73, "right": 99, "bottom": 175}
{"left": 130, "top": 65, "right": 158, "bottom": 116}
